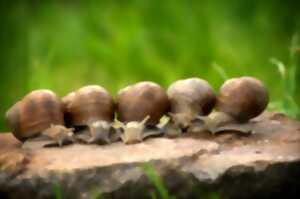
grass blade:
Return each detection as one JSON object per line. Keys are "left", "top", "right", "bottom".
{"left": 212, "top": 62, "right": 229, "bottom": 81}
{"left": 53, "top": 183, "right": 63, "bottom": 199}
{"left": 143, "top": 163, "right": 171, "bottom": 199}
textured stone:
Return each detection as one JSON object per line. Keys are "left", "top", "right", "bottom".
{"left": 0, "top": 134, "right": 28, "bottom": 174}
{"left": 0, "top": 112, "right": 299, "bottom": 199}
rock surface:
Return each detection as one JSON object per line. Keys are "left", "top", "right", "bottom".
{"left": 0, "top": 112, "right": 300, "bottom": 199}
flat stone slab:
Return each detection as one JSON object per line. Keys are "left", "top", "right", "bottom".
{"left": 0, "top": 112, "right": 300, "bottom": 199}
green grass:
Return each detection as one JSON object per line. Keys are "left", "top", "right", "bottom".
{"left": 142, "top": 163, "right": 221, "bottom": 199}
{"left": 269, "top": 34, "right": 300, "bottom": 119}
{"left": 0, "top": 0, "right": 300, "bottom": 131}
{"left": 143, "top": 163, "right": 174, "bottom": 199}
{"left": 53, "top": 183, "right": 63, "bottom": 199}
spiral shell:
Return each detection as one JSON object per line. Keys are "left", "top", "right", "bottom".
{"left": 116, "top": 81, "right": 170, "bottom": 125}
{"left": 63, "top": 85, "right": 115, "bottom": 126}
{"left": 167, "top": 78, "right": 216, "bottom": 116}
{"left": 216, "top": 76, "right": 269, "bottom": 122}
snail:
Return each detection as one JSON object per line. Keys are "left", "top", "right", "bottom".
{"left": 166, "top": 78, "right": 216, "bottom": 134}
{"left": 205, "top": 76, "right": 269, "bottom": 134}
{"left": 62, "top": 85, "right": 116, "bottom": 144}
{"left": 116, "top": 81, "right": 170, "bottom": 144}
{"left": 6, "top": 90, "right": 74, "bottom": 147}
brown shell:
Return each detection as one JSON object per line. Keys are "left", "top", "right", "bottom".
{"left": 6, "top": 90, "right": 64, "bottom": 141}
{"left": 63, "top": 85, "right": 114, "bottom": 126}
{"left": 216, "top": 76, "right": 269, "bottom": 122}
{"left": 167, "top": 78, "right": 216, "bottom": 116}
{"left": 116, "top": 81, "right": 170, "bottom": 125}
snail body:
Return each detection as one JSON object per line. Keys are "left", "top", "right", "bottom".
{"left": 115, "top": 116, "right": 163, "bottom": 144}
{"left": 42, "top": 124, "right": 74, "bottom": 147}
{"left": 167, "top": 78, "right": 216, "bottom": 131}
{"left": 6, "top": 90, "right": 66, "bottom": 141}
{"left": 63, "top": 85, "right": 115, "bottom": 144}
{"left": 87, "top": 121, "right": 114, "bottom": 144}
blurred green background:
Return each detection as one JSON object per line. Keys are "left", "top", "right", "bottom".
{"left": 1, "top": 0, "right": 300, "bottom": 132}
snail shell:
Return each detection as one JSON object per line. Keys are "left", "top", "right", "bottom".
{"left": 216, "top": 76, "right": 269, "bottom": 122}
{"left": 63, "top": 85, "right": 115, "bottom": 127}
{"left": 6, "top": 90, "right": 64, "bottom": 141}
{"left": 167, "top": 78, "right": 216, "bottom": 129}
{"left": 167, "top": 78, "right": 216, "bottom": 115}
{"left": 116, "top": 81, "right": 170, "bottom": 125}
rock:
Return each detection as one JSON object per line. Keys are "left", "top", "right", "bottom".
{"left": 0, "top": 112, "right": 299, "bottom": 199}
{"left": 0, "top": 133, "right": 28, "bottom": 175}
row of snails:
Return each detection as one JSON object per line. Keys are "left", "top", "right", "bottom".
{"left": 5, "top": 76, "right": 269, "bottom": 147}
